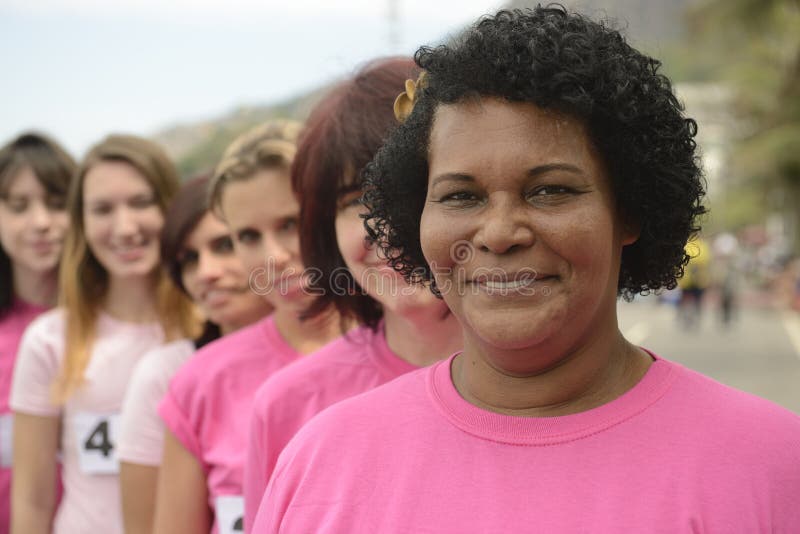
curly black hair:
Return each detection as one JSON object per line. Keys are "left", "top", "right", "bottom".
{"left": 362, "top": 5, "right": 706, "bottom": 300}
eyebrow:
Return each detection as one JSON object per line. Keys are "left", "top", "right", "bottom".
{"left": 429, "top": 173, "right": 473, "bottom": 188}
{"left": 527, "top": 163, "right": 585, "bottom": 177}
{"left": 430, "top": 163, "right": 585, "bottom": 188}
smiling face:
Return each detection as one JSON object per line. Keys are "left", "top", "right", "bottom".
{"left": 0, "top": 166, "right": 69, "bottom": 278}
{"left": 420, "top": 98, "right": 637, "bottom": 373}
{"left": 335, "top": 190, "right": 449, "bottom": 319}
{"left": 220, "top": 168, "right": 309, "bottom": 313}
{"left": 179, "top": 212, "right": 272, "bottom": 332}
{"left": 82, "top": 160, "right": 165, "bottom": 282}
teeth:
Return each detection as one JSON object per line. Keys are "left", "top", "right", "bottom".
{"left": 481, "top": 279, "right": 532, "bottom": 290}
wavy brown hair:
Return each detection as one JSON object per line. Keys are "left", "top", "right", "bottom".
{"left": 54, "top": 134, "right": 199, "bottom": 402}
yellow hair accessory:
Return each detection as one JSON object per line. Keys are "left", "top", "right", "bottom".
{"left": 393, "top": 71, "right": 427, "bottom": 123}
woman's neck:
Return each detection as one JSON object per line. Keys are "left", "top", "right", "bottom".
{"left": 453, "top": 315, "right": 653, "bottom": 418}
{"left": 273, "top": 305, "right": 343, "bottom": 354}
{"left": 383, "top": 305, "right": 462, "bottom": 367}
{"left": 102, "top": 274, "right": 159, "bottom": 323}
{"left": 12, "top": 264, "right": 58, "bottom": 307}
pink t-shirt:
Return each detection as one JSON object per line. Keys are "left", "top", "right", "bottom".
{"left": 255, "top": 353, "right": 800, "bottom": 533}
{"left": 0, "top": 299, "right": 48, "bottom": 534}
{"left": 243, "top": 324, "right": 416, "bottom": 530}
{"left": 158, "top": 316, "right": 301, "bottom": 534}
{"left": 10, "top": 309, "right": 164, "bottom": 534}
{"left": 118, "top": 338, "right": 195, "bottom": 466}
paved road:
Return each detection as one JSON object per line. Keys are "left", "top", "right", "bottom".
{"left": 618, "top": 297, "right": 800, "bottom": 414}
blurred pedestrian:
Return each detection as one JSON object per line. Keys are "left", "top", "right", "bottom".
{"left": 0, "top": 132, "right": 75, "bottom": 534}
{"left": 10, "top": 134, "right": 194, "bottom": 534}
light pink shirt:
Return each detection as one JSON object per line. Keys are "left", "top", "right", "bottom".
{"left": 118, "top": 338, "right": 195, "bottom": 466}
{"left": 159, "top": 316, "right": 300, "bottom": 534}
{"left": 243, "top": 324, "right": 416, "bottom": 530}
{"left": 255, "top": 353, "right": 800, "bottom": 533}
{"left": 10, "top": 309, "right": 164, "bottom": 534}
{"left": 0, "top": 299, "right": 48, "bottom": 534}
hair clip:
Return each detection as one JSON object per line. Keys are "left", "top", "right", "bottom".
{"left": 393, "top": 71, "right": 427, "bottom": 123}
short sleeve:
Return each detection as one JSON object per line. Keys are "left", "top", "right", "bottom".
{"left": 157, "top": 368, "right": 205, "bottom": 470}
{"left": 118, "top": 349, "right": 171, "bottom": 465}
{"left": 243, "top": 388, "right": 270, "bottom": 531}
{"left": 9, "top": 312, "right": 65, "bottom": 417}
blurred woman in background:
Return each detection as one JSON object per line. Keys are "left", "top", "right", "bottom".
{"left": 118, "top": 174, "right": 273, "bottom": 534}
{"left": 153, "top": 121, "right": 343, "bottom": 534}
{"left": 0, "top": 132, "right": 75, "bottom": 534}
{"left": 243, "top": 57, "right": 462, "bottom": 528}
{"left": 10, "top": 134, "right": 195, "bottom": 534}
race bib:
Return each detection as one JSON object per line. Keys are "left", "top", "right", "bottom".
{"left": 0, "top": 414, "right": 12, "bottom": 467}
{"left": 72, "top": 412, "right": 121, "bottom": 474}
{"left": 215, "top": 495, "right": 245, "bottom": 534}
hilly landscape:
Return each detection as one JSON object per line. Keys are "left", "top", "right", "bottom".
{"left": 153, "top": 0, "right": 701, "bottom": 178}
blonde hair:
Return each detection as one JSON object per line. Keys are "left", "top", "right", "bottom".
{"left": 208, "top": 120, "right": 301, "bottom": 213}
{"left": 53, "top": 134, "right": 200, "bottom": 402}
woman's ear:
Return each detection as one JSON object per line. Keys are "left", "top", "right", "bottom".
{"left": 619, "top": 212, "right": 641, "bottom": 246}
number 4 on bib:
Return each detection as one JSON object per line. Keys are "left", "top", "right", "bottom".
{"left": 84, "top": 419, "right": 113, "bottom": 457}
{"left": 72, "top": 412, "right": 121, "bottom": 474}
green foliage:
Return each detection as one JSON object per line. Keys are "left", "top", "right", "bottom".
{"left": 685, "top": 0, "right": 800, "bottom": 250}
{"left": 170, "top": 87, "right": 327, "bottom": 179}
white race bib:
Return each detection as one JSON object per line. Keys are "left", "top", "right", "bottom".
{"left": 215, "top": 495, "right": 245, "bottom": 534}
{"left": 0, "top": 414, "right": 12, "bottom": 468}
{"left": 72, "top": 412, "right": 121, "bottom": 474}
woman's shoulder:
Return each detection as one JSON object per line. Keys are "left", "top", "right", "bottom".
{"left": 259, "top": 326, "right": 378, "bottom": 392}
{"left": 166, "top": 317, "right": 280, "bottom": 400}
{"left": 191, "top": 316, "right": 273, "bottom": 362}
{"left": 286, "top": 364, "right": 432, "bottom": 439}
{"left": 26, "top": 306, "right": 67, "bottom": 331}
{"left": 662, "top": 358, "right": 800, "bottom": 449}
{"left": 132, "top": 339, "right": 195, "bottom": 385}
{"left": 17, "top": 307, "right": 67, "bottom": 349}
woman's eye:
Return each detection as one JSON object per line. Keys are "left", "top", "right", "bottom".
{"left": 4, "top": 200, "right": 28, "bottom": 213}
{"left": 210, "top": 236, "right": 234, "bottom": 254}
{"left": 436, "top": 191, "right": 480, "bottom": 205}
{"left": 130, "top": 196, "right": 155, "bottom": 209}
{"left": 338, "top": 195, "right": 362, "bottom": 210}
{"left": 179, "top": 250, "right": 199, "bottom": 269}
{"left": 279, "top": 218, "right": 298, "bottom": 232}
{"left": 46, "top": 196, "right": 67, "bottom": 211}
{"left": 527, "top": 185, "right": 576, "bottom": 199}
{"left": 236, "top": 229, "right": 261, "bottom": 245}
{"left": 90, "top": 204, "right": 112, "bottom": 215}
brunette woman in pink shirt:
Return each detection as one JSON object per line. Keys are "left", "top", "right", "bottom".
{"left": 10, "top": 135, "right": 196, "bottom": 534}
{"left": 242, "top": 57, "right": 462, "bottom": 529}
{"left": 255, "top": 7, "right": 800, "bottom": 533}
{"left": 118, "top": 174, "right": 273, "bottom": 534}
{"left": 0, "top": 133, "right": 75, "bottom": 534}
{"left": 152, "top": 122, "right": 344, "bottom": 534}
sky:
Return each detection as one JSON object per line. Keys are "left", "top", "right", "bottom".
{"left": 0, "top": 0, "right": 504, "bottom": 157}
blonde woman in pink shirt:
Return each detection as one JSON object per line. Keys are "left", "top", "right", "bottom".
{"left": 10, "top": 135, "right": 196, "bottom": 534}
{"left": 255, "top": 7, "right": 800, "bottom": 533}
{"left": 242, "top": 57, "right": 462, "bottom": 529}
{"left": 0, "top": 132, "right": 75, "bottom": 534}
{"left": 152, "top": 122, "right": 344, "bottom": 534}
{"left": 118, "top": 174, "right": 273, "bottom": 534}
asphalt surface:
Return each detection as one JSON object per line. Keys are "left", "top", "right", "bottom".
{"left": 618, "top": 296, "right": 800, "bottom": 414}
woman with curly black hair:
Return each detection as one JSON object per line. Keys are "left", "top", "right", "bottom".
{"left": 254, "top": 7, "right": 800, "bottom": 532}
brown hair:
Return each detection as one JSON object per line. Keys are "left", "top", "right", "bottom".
{"left": 161, "top": 173, "right": 214, "bottom": 294}
{"left": 0, "top": 132, "right": 76, "bottom": 314}
{"left": 292, "top": 57, "right": 420, "bottom": 329}
{"left": 208, "top": 120, "right": 301, "bottom": 214}
{"left": 54, "top": 134, "right": 199, "bottom": 402}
